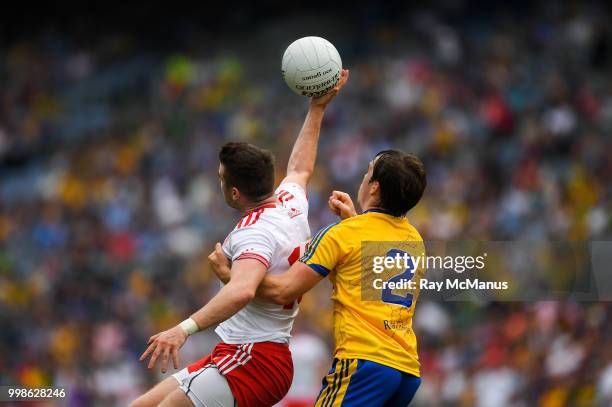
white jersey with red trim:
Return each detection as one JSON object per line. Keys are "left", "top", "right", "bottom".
{"left": 216, "top": 182, "right": 310, "bottom": 344}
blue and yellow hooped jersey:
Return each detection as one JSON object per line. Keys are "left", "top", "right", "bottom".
{"left": 300, "top": 209, "right": 425, "bottom": 377}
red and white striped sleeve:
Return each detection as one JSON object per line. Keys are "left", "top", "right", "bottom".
{"left": 223, "top": 226, "right": 275, "bottom": 269}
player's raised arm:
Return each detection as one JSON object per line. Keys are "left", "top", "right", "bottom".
{"left": 282, "top": 69, "right": 349, "bottom": 189}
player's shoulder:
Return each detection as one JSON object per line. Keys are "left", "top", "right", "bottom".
{"left": 309, "top": 218, "right": 349, "bottom": 245}
{"left": 315, "top": 217, "right": 362, "bottom": 248}
{"left": 310, "top": 214, "right": 363, "bottom": 236}
{"left": 230, "top": 203, "right": 301, "bottom": 240}
{"left": 275, "top": 181, "right": 306, "bottom": 194}
{"left": 275, "top": 182, "right": 307, "bottom": 203}
{"left": 332, "top": 213, "right": 369, "bottom": 232}
{"left": 319, "top": 212, "right": 405, "bottom": 240}
{"left": 231, "top": 204, "right": 277, "bottom": 232}
{"left": 405, "top": 221, "right": 424, "bottom": 242}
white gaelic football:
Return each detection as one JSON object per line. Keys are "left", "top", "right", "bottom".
{"left": 282, "top": 36, "right": 342, "bottom": 97}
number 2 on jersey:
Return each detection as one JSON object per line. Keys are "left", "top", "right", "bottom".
{"left": 381, "top": 249, "right": 415, "bottom": 308}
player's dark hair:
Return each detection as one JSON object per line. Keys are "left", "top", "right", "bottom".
{"left": 219, "top": 142, "right": 275, "bottom": 201}
{"left": 370, "top": 150, "right": 426, "bottom": 217}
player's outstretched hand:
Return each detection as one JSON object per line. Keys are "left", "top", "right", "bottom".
{"left": 328, "top": 190, "right": 357, "bottom": 220}
{"left": 310, "top": 69, "right": 349, "bottom": 109}
{"left": 208, "top": 242, "right": 231, "bottom": 284}
{"left": 139, "top": 325, "right": 187, "bottom": 374}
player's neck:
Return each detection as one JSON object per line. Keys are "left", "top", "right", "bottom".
{"left": 241, "top": 195, "right": 277, "bottom": 214}
{"left": 361, "top": 195, "right": 389, "bottom": 214}
{"left": 360, "top": 197, "right": 382, "bottom": 213}
{"left": 362, "top": 205, "right": 384, "bottom": 213}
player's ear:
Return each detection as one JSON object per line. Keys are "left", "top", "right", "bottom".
{"left": 369, "top": 180, "right": 380, "bottom": 197}
{"left": 231, "top": 187, "right": 240, "bottom": 202}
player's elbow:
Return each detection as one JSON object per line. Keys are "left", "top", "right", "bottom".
{"left": 234, "top": 287, "right": 256, "bottom": 306}
{"left": 272, "top": 289, "right": 296, "bottom": 306}
{"left": 257, "top": 285, "right": 289, "bottom": 305}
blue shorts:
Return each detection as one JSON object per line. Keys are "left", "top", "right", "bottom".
{"left": 315, "top": 358, "right": 421, "bottom": 407}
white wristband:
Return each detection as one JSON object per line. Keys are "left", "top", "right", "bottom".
{"left": 179, "top": 318, "right": 199, "bottom": 336}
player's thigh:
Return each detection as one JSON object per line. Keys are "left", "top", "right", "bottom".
{"left": 383, "top": 373, "right": 421, "bottom": 407}
{"left": 158, "top": 388, "right": 194, "bottom": 407}
{"left": 315, "top": 359, "right": 401, "bottom": 407}
{"left": 129, "top": 376, "right": 180, "bottom": 407}
{"left": 176, "top": 365, "right": 235, "bottom": 407}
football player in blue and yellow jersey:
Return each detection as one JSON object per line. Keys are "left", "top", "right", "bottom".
{"left": 210, "top": 150, "right": 427, "bottom": 406}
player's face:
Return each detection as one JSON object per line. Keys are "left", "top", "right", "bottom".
{"left": 219, "top": 164, "right": 240, "bottom": 209}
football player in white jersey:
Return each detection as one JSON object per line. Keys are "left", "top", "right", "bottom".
{"left": 131, "top": 69, "right": 348, "bottom": 407}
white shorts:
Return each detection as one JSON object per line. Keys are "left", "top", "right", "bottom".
{"left": 173, "top": 365, "right": 236, "bottom": 407}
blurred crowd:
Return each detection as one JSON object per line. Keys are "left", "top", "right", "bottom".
{"left": 1, "top": 2, "right": 611, "bottom": 406}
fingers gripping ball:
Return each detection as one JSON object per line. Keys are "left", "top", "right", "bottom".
{"left": 282, "top": 36, "right": 342, "bottom": 97}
